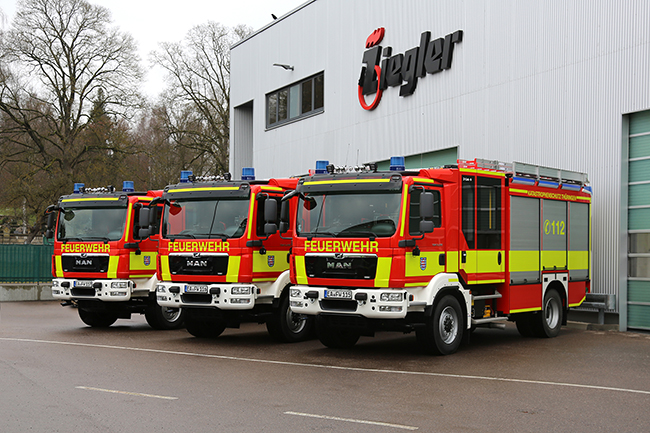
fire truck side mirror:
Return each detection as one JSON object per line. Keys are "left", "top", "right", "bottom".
{"left": 45, "top": 211, "right": 56, "bottom": 239}
{"left": 138, "top": 208, "right": 151, "bottom": 228}
{"left": 264, "top": 198, "right": 278, "bottom": 235}
{"left": 279, "top": 200, "right": 290, "bottom": 233}
{"left": 419, "top": 192, "right": 435, "bottom": 233}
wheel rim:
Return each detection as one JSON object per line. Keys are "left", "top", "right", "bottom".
{"left": 438, "top": 306, "right": 459, "bottom": 344}
{"left": 285, "top": 308, "right": 306, "bottom": 334}
{"left": 544, "top": 297, "right": 560, "bottom": 329}
{"left": 162, "top": 307, "right": 182, "bottom": 323}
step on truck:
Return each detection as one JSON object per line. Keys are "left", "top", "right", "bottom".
{"left": 45, "top": 181, "right": 185, "bottom": 329}
{"left": 148, "top": 169, "right": 313, "bottom": 342}
{"left": 283, "top": 158, "right": 591, "bottom": 354}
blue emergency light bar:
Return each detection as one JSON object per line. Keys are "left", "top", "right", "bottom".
{"left": 390, "top": 156, "right": 405, "bottom": 171}
{"left": 73, "top": 183, "right": 85, "bottom": 194}
{"left": 122, "top": 181, "right": 135, "bottom": 192}
{"left": 180, "top": 170, "right": 193, "bottom": 183}
{"left": 315, "top": 160, "right": 329, "bottom": 174}
{"left": 242, "top": 167, "right": 255, "bottom": 181}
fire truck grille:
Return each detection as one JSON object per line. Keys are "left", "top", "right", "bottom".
{"left": 62, "top": 255, "right": 109, "bottom": 273}
{"left": 181, "top": 294, "right": 212, "bottom": 304}
{"left": 71, "top": 288, "right": 96, "bottom": 297}
{"left": 169, "top": 255, "right": 229, "bottom": 276}
{"left": 305, "top": 256, "right": 377, "bottom": 280}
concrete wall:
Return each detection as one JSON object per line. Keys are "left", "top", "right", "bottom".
{"left": 0, "top": 284, "right": 54, "bottom": 302}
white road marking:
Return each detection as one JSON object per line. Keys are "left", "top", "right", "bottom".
{"left": 76, "top": 386, "right": 178, "bottom": 400}
{"left": 285, "top": 411, "right": 418, "bottom": 430}
{"left": 3, "top": 337, "right": 650, "bottom": 396}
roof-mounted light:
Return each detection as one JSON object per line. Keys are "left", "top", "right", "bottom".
{"left": 389, "top": 156, "right": 405, "bottom": 171}
{"left": 122, "top": 181, "right": 135, "bottom": 192}
{"left": 73, "top": 183, "right": 85, "bottom": 194}
{"left": 315, "top": 160, "right": 329, "bottom": 174}
{"left": 242, "top": 167, "right": 255, "bottom": 181}
{"left": 180, "top": 170, "right": 193, "bottom": 183}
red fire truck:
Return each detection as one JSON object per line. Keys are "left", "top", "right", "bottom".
{"left": 283, "top": 158, "right": 591, "bottom": 355}
{"left": 45, "top": 182, "right": 185, "bottom": 329}
{"left": 150, "top": 169, "right": 313, "bottom": 342}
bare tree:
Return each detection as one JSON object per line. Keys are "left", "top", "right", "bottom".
{"left": 152, "top": 22, "right": 251, "bottom": 176}
{"left": 0, "top": 0, "right": 143, "bottom": 242}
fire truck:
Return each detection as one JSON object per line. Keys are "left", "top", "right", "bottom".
{"left": 283, "top": 158, "right": 591, "bottom": 355}
{"left": 150, "top": 169, "right": 313, "bottom": 342}
{"left": 45, "top": 182, "right": 185, "bottom": 329}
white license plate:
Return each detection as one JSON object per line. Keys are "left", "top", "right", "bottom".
{"left": 74, "top": 281, "right": 92, "bottom": 287}
{"left": 185, "top": 284, "right": 209, "bottom": 294}
{"left": 324, "top": 289, "right": 353, "bottom": 299}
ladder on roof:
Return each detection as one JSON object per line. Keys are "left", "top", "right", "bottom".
{"left": 457, "top": 158, "right": 589, "bottom": 187}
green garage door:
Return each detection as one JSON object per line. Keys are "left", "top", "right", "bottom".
{"left": 627, "top": 111, "right": 650, "bottom": 330}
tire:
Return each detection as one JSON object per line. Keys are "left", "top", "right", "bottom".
{"left": 184, "top": 310, "right": 226, "bottom": 338}
{"left": 145, "top": 305, "right": 186, "bottom": 330}
{"left": 532, "top": 289, "right": 563, "bottom": 338}
{"left": 78, "top": 308, "right": 118, "bottom": 328}
{"left": 515, "top": 313, "right": 536, "bottom": 337}
{"left": 315, "top": 316, "right": 360, "bottom": 349}
{"left": 266, "top": 293, "right": 314, "bottom": 343}
{"left": 418, "top": 295, "right": 464, "bottom": 355}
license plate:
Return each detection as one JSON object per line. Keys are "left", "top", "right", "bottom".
{"left": 74, "top": 281, "right": 92, "bottom": 287}
{"left": 324, "top": 289, "right": 352, "bottom": 299}
{"left": 184, "top": 284, "right": 209, "bottom": 294}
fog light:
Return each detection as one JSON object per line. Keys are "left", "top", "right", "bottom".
{"left": 290, "top": 289, "right": 301, "bottom": 298}
{"left": 231, "top": 286, "right": 251, "bottom": 295}
{"left": 111, "top": 281, "right": 128, "bottom": 289}
{"left": 157, "top": 295, "right": 167, "bottom": 302}
{"left": 230, "top": 298, "right": 250, "bottom": 304}
{"left": 380, "top": 292, "right": 403, "bottom": 302}
{"left": 379, "top": 305, "right": 402, "bottom": 312}
{"left": 110, "top": 291, "right": 127, "bottom": 296}
{"left": 52, "top": 289, "right": 60, "bottom": 295}
{"left": 290, "top": 301, "right": 303, "bottom": 308}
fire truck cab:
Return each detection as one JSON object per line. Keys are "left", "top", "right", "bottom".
{"left": 46, "top": 182, "right": 185, "bottom": 329}
{"left": 150, "top": 169, "right": 313, "bottom": 342}
{"left": 285, "top": 158, "right": 591, "bottom": 355}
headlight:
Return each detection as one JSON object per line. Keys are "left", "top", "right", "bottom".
{"left": 380, "top": 292, "right": 403, "bottom": 302}
{"left": 156, "top": 285, "right": 166, "bottom": 293}
{"left": 231, "top": 286, "right": 251, "bottom": 295}
{"left": 111, "top": 281, "right": 129, "bottom": 289}
{"left": 290, "top": 289, "right": 301, "bottom": 298}
{"left": 52, "top": 281, "right": 60, "bottom": 287}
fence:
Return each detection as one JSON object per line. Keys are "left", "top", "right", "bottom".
{"left": 0, "top": 244, "right": 53, "bottom": 283}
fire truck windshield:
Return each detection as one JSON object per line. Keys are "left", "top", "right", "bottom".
{"left": 163, "top": 198, "right": 249, "bottom": 239}
{"left": 57, "top": 207, "right": 127, "bottom": 242}
{"left": 297, "top": 192, "right": 401, "bottom": 238}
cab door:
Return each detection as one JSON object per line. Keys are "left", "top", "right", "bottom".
{"left": 460, "top": 174, "right": 505, "bottom": 285}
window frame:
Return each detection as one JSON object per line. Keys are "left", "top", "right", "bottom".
{"left": 266, "top": 72, "right": 324, "bottom": 129}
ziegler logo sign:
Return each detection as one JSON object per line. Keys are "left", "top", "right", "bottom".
{"left": 358, "top": 28, "right": 463, "bottom": 110}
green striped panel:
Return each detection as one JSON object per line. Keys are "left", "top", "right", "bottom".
{"left": 630, "top": 110, "right": 650, "bottom": 135}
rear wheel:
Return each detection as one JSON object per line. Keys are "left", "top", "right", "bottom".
{"left": 515, "top": 313, "right": 536, "bottom": 337}
{"left": 315, "top": 316, "right": 360, "bottom": 349}
{"left": 78, "top": 308, "right": 118, "bottom": 328}
{"left": 145, "top": 305, "right": 186, "bottom": 330}
{"left": 418, "top": 295, "right": 464, "bottom": 355}
{"left": 184, "top": 310, "right": 226, "bottom": 338}
{"left": 266, "top": 293, "right": 313, "bottom": 343}
{"left": 532, "top": 289, "right": 563, "bottom": 338}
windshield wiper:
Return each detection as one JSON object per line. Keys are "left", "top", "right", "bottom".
{"left": 336, "top": 230, "right": 377, "bottom": 240}
{"left": 80, "top": 236, "right": 112, "bottom": 242}
{"left": 195, "top": 233, "right": 228, "bottom": 240}
{"left": 168, "top": 233, "right": 196, "bottom": 240}
{"left": 304, "top": 231, "right": 338, "bottom": 239}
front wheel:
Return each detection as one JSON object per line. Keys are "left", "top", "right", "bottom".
{"left": 145, "top": 305, "right": 186, "bottom": 330}
{"left": 417, "top": 295, "right": 464, "bottom": 355}
{"left": 184, "top": 310, "right": 226, "bottom": 338}
{"left": 315, "top": 316, "right": 360, "bottom": 349}
{"left": 78, "top": 308, "right": 118, "bottom": 328}
{"left": 266, "top": 294, "right": 314, "bottom": 343}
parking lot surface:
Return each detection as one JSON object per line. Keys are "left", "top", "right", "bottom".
{"left": 1, "top": 301, "right": 649, "bottom": 432}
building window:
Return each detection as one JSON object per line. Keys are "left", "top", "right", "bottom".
{"left": 267, "top": 73, "right": 323, "bottom": 128}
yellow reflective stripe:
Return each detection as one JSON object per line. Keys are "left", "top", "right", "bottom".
{"left": 295, "top": 256, "right": 308, "bottom": 285}
{"left": 246, "top": 194, "right": 255, "bottom": 240}
{"left": 446, "top": 251, "right": 459, "bottom": 273}
{"left": 510, "top": 307, "right": 541, "bottom": 313}
{"left": 253, "top": 278, "right": 277, "bottom": 282}
{"left": 459, "top": 168, "right": 505, "bottom": 177}
{"left": 509, "top": 188, "right": 528, "bottom": 194}
{"left": 569, "top": 295, "right": 586, "bottom": 308}
{"left": 123, "top": 203, "right": 133, "bottom": 241}
{"left": 577, "top": 196, "right": 591, "bottom": 202}
{"left": 139, "top": 197, "right": 154, "bottom": 201}
{"left": 55, "top": 256, "right": 64, "bottom": 278}
{"left": 405, "top": 252, "right": 444, "bottom": 277}
{"left": 160, "top": 255, "right": 171, "bottom": 281}
{"left": 399, "top": 189, "right": 408, "bottom": 237}
{"left": 167, "top": 187, "right": 239, "bottom": 193}
{"left": 226, "top": 256, "right": 241, "bottom": 282}
{"left": 476, "top": 250, "right": 505, "bottom": 273}
{"left": 412, "top": 177, "right": 438, "bottom": 184}
{"left": 252, "top": 250, "right": 289, "bottom": 272}
{"left": 374, "top": 257, "right": 392, "bottom": 287}
{"left": 129, "top": 251, "right": 157, "bottom": 271}
{"left": 542, "top": 250, "right": 567, "bottom": 269}
{"left": 568, "top": 251, "right": 589, "bottom": 270}
{"left": 303, "top": 179, "right": 391, "bottom": 186}
{"left": 260, "top": 186, "right": 283, "bottom": 191}
{"left": 61, "top": 197, "right": 120, "bottom": 202}
{"left": 107, "top": 256, "right": 119, "bottom": 278}
{"left": 509, "top": 251, "right": 540, "bottom": 272}
{"left": 405, "top": 282, "right": 428, "bottom": 287}
{"left": 468, "top": 279, "right": 506, "bottom": 285}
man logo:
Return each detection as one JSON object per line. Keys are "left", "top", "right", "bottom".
{"left": 420, "top": 257, "right": 427, "bottom": 271}
{"left": 144, "top": 256, "right": 151, "bottom": 266}
{"left": 268, "top": 255, "right": 275, "bottom": 268}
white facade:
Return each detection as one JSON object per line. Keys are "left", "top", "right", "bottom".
{"left": 230, "top": 0, "right": 650, "bottom": 330}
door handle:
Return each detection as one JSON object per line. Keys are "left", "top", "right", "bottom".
{"left": 461, "top": 251, "right": 467, "bottom": 263}
{"left": 498, "top": 251, "right": 502, "bottom": 265}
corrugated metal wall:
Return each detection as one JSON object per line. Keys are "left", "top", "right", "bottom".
{"left": 230, "top": 0, "right": 650, "bottom": 318}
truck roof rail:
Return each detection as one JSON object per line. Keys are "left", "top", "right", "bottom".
{"left": 457, "top": 158, "right": 589, "bottom": 186}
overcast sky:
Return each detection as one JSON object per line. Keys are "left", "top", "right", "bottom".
{"left": 0, "top": 0, "right": 303, "bottom": 97}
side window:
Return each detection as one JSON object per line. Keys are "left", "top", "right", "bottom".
{"left": 409, "top": 188, "right": 442, "bottom": 235}
{"left": 476, "top": 177, "right": 502, "bottom": 249}
{"left": 462, "top": 176, "right": 475, "bottom": 249}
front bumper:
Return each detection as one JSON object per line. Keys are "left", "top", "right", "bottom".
{"left": 156, "top": 281, "right": 263, "bottom": 310}
{"left": 51, "top": 278, "right": 134, "bottom": 302}
{"left": 289, "top": 285, "right": 417, "bottom": 319}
